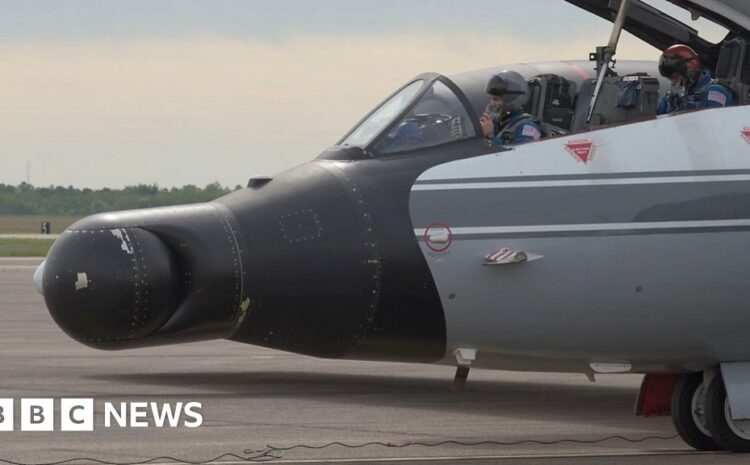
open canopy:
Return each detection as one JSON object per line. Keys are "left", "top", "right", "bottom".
{"left": 672, "top": 1, "right": 750, "bottom": 34}
{"left": 565, "top": 0, "right": 748, "bottom": 67}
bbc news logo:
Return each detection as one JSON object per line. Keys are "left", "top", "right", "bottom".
{"left": 0, "top": 399, "right": 203, "bottom": 431}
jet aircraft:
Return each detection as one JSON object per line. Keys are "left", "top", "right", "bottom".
{"left": 33, "top": 0, "right": 750, "bottom": 453}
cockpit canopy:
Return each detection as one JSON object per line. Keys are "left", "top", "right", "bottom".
{"left": 339, "top": 77, "right": 477, "bottom": 155}
{"left": 333, "top": 1, "right": 750, "bottom": 159}
{"left": 336, "top": 61, "right": 666, "bottom": 157}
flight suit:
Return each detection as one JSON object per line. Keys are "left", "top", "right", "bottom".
{"left": 656, "top": 69, "right": 734, "bottom": 115}
{"left": 490, "top": 111, "right": 543, "bottom": 146}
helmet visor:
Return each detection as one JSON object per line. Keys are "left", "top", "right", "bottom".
{"left": 486, "top": 77, "right": 508, "bottom": 96}
{"left": 487, "top": 86, "right": 525, "bottom": 97}
{"left": 659, "top": 55, "right": 687, "bottom": 79}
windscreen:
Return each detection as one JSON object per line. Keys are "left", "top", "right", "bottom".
{"left": 373, "top": 81, "right": 476, "bottom": 155}
{"left": 341, "top": 80, "right": 424, "bottom": 147}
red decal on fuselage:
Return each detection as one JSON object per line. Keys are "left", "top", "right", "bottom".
{"left": 741, "top": 127, "right": 750, "bottom": 145}
{"left": 565, "top": 140, "right": 595, "bottom": 164}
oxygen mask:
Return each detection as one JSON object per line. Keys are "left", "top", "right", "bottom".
{"left": 667, "top": 79, "right": 687, "bottom": 111}
{"left": 485, "top": 103, "right": 507, "bottom": 125}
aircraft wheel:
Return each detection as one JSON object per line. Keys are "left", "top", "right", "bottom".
{"left": 671, "top": 372, "right": 718, "bottom": 450}
{"left": 705, "top": 374, "right": 750, "bottom": 452}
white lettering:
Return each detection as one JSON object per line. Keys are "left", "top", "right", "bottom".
{"left": 7, "top": 399, "right": 204, "bottom": 431}
{"left": 104, "top": 402, "right": 127, "bottom": 428}
{"left": 130, "top": 402, "right": 149, "bottom": 427}
{"left": 150, "top": 402, "right": 182, "bottom": 428}
{"left": 183, "top": 402, "right": 203, "bottom": 428}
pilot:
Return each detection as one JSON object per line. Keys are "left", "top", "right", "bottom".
{"left": 656, "top": 44, "right": 734, "bottom": 115}
{"left": 479, "top": 70, "right": 542, "bottom": 146}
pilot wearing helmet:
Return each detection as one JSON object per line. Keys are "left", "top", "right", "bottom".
{"left": 479, "top": 70, "right": 542, "bottom": 146}
{"left": 656, "top": 44, "right": 733, "bottom": 115}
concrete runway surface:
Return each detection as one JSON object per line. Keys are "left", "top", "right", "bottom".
{"left": 0, "top": 257, "right": 745, "bottom": 464}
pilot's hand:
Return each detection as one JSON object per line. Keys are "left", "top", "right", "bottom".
{"left": 480, "top": 113, "right": 494, "bottom": 138}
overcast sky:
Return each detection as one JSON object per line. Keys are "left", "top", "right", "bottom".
{"left": 0, "top": 0, "right": 725, "bottom": 188}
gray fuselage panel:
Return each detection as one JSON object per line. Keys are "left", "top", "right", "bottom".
{"left": 409, "top": 106, "right": 750, "bottom": 373}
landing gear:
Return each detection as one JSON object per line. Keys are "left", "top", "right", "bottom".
{"left": 671, "top": 372, "right": 718, "bottom": 450}
{"left": 705, "top": 374, "right": 750, "bottom": 452}
{"left": 452, "top": 365, "right": 470, "bottom": 392}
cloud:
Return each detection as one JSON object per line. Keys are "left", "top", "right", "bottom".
{"left": 0, "top": 33, "right": 657, "bottom": 187}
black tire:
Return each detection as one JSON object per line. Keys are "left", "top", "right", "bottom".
{"left": 671, "top": 372, "right": 719, "bottom": 450}
{"left": 705, "top": 374, "right": 750, "bottom": 452}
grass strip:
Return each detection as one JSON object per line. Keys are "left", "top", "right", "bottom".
{"left": 0, "top": 238, "right": 54, "bottom": 257}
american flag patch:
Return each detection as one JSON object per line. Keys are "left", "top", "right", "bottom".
{"left": 707, "top": 89, "right": 727, "bottom": 106}
{"left": 521, "top": 124, "right": 541, "bottom": 140}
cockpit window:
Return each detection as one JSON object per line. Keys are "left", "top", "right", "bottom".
{"left": 341, "top": 80, "right": 424, "bottom": 147}
{"left": 373, "top": 81, "right": 476, "bottom": 155}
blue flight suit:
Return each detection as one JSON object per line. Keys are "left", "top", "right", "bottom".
{"left": 656, "top": 69, "right": 734, "bottom": 115}
{"left": 491, "top": 111, "right": 543, "bottom": 146}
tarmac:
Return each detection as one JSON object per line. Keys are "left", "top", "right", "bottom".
{"left": 0, "top": 257, "right": 746, "bottom": 464}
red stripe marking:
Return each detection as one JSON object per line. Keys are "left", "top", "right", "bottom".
{"left": 561, "top": 60, "right": 593, "bottom": 80}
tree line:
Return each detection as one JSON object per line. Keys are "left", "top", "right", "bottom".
{"left": 0, "top": 182, "right": 240, "bottom": 215}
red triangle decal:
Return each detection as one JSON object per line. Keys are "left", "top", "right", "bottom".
{"left": 564, "top": 140, "right": 594, "bottom": 163}
{"left": 742, "top": 128, "right": 750, "bottom": 145}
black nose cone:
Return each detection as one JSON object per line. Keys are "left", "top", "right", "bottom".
{"left": 43, "top": 227, "right": 180, "bottom": 348}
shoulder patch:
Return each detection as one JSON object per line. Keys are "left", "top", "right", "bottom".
{"left": 707, "top": 89, "right": 728, "bottom": 106}
{"left": 521, "top": 124, "right": 541, "bottom": 140}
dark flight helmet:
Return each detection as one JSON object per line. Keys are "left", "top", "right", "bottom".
{"left": 659, "top": 44, "right": 702, "bottom": 84}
